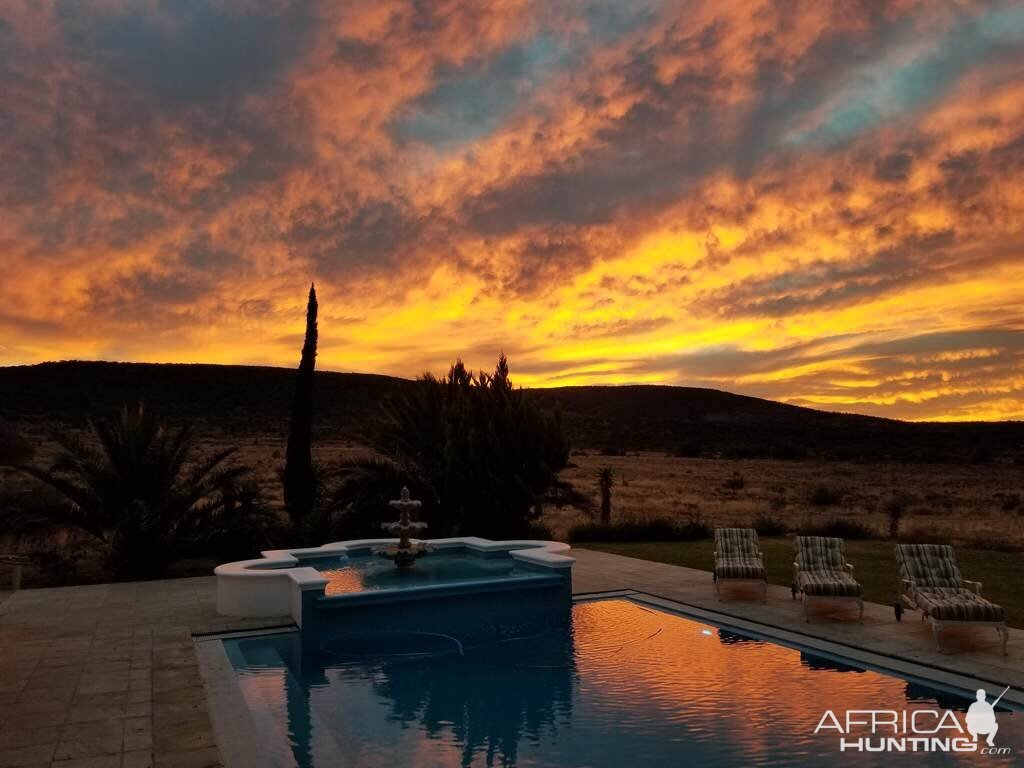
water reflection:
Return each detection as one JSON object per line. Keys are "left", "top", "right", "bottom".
{"left": 228, "top": 601, "right": 1020, "bottom": 767}
{"left": 799, "top": 651, "right": 866, "bottom": 674}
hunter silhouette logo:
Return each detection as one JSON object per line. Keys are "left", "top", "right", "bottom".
{"left": 814, "top": 686, "right": 1012, "bottom": 755}
{"left": 966, "top": 687, "right": 1007, "bottom": 747}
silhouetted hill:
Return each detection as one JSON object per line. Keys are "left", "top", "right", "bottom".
{"left": 1, "top": 361, "right": 1021, "bottom": 463}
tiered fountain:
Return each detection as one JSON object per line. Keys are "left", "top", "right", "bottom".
{"left": 375, "top": 487, "right": 432, "bottom": 568}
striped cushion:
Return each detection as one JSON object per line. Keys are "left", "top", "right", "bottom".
{"left": 795, "top": 536, "right": 845, "bottom": 571}
{"left": 914, "top": 587, "right": 1005, "bottom": 622}
{"left": 715, "top": 528, "right": 760, "bottom": 557}
{"left": 715, "top": 557, "right": 766, "bottom": 580}
{"left": 798, "top": 569, "right": 863, "bottom": 597}
{"left": 896, "top": 544, "right": 963, "bottom": 588}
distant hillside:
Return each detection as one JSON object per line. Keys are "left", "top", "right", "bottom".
{"left": 1, "top": 361, "right": 1022, "bottom": 463}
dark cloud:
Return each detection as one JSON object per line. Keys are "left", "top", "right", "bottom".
{"left": 58, "top": 0, "right": 315, "bottom": 105}
{"left": 696, "top": 229, "right": 957, "bottom": 318}
{"left": 287, "top": 198, "right": 427, "bottom": 274}
{"left": 874, "top": 151, "right": 914, "bottom": 182}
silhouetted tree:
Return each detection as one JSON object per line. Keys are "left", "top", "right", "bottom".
{"left": 598, "top": 467, "right": 613, "bottom": 525}
{"left": 329, "top": 354, "right": 570, "bottom": 539}
{"left": 16, "top": 404, "right": 260, "bottom": 579}
{"left": 284, "top": 283, "right": 318, "bottom": 527}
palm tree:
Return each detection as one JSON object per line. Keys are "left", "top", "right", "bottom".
{"left": 18, "top": 404, "right": 253, "bottom": 580}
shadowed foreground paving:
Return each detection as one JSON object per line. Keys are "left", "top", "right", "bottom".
{"left": 0, "top": 580, "right": 288, "bottom": 768}
{"left": 1, "top": 549, "right": 1022, "bottom": 767}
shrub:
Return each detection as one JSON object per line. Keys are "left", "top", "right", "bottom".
{"left": 799, "top": 518, "right": 874, "bottom": 540}
{"left": 999, "top": 493, "right": 1021, "bottom": 513}
{"left": 769, "top": 442, "right": 807, "bottom": 460}
{"left": 808, "top": 484, "right": 842, "bottom": 506}
{"left": 883, "top": 494, "right": 911, "bottom": 539}
{"left": 0, "top": 418, "right": 34, "bottom": 465}
{"left": 673, "top": 442, "right": 702, "bottom": 458}
{"left": 568, "top": 515, "right": 711, "bottom": 543}
{"left": 523, "top": 520, "right": 556, "bottom": 541}
{"left": 752, "top": 513, "right": 787, "bottom": 537}
{"left": 722, "top": 472, "right": 745, "bottom": 491}
{"left": 330, "top": 355, "right": 570, "bottom": 540}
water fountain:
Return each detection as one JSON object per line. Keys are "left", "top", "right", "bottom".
{"left": 376, "top": 487, "right": 432, "bottom": 568}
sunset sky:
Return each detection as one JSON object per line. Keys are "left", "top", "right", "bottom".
{"left": 2, "top": 0, "right": 1023, "bottom": 421}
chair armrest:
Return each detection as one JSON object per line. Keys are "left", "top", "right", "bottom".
{"left": 844, "top": 562, "right": 855, "bottom": 574}
{"left": 900, "top": 578, "right": 914, "bottom": 593}
{"left": 963, "top": 579, "right": 982, "bottom": 595}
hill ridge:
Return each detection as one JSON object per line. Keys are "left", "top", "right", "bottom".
{"left": 1, "top": 361, "right": 1021, "bottom": 463}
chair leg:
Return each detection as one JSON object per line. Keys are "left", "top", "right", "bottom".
{"left": 998, "top": 624, "right": 1009, "bottom": 656}
{"left": 715, "top": 578, "right": 721, "bottom": 601}
{"left": 858, "top": 597, "right": 864, "bottom": 625}
{"left": 803, "top": 595, "right": 810, "bottom": 623}
{"left": 932, "top": 621, "right": 944, "bottom": 653}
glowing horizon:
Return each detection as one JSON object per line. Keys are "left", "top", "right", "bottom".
{"left": 2, "top": 1, "right": 1023, "bottom": 421}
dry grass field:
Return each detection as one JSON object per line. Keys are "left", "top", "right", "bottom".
{"left": 8, "top": 426, "right": 1023, "bottom": 551}
{"left": 550, "top": 451, "right": 1024, "bottom": 549}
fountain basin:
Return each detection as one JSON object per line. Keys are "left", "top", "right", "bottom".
{"left": 215, "top": 538, "right": 574, "bottom": 638}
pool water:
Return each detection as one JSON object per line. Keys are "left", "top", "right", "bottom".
{"left": 224, "top": 599, "right": 1021, "bottom": 767}
{"left": 303, "top": 552, "right": 521, "bottom": 595}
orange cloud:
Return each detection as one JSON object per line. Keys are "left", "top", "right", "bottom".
{"left": 1, "top": 0, "right": 1023, "bottom": 421}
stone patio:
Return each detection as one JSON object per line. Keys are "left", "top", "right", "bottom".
{"left": 1, "top": 548, "right": 1021, "bottom": 767}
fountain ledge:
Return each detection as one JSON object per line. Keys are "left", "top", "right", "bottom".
{"left": 214, "top": 538, "right": 573, "bottom": 623}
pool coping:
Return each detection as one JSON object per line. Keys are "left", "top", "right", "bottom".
{"left": 195, "top": 589, "right": 1023, "bottom": 768}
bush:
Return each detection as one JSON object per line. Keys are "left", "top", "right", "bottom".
{"left": 523, "top": 521, "right": 556, "bottom": 541}
{"left": 722, "top": 472, "right": 744, "bottom": 491}
{"left": 673, "top": 442, "right": 703, "bottom": 458}
{"left": 883, "top": 494, "right": 911, "bottom": 539}
{"left": 999, "top": 493, "right": 1021, "bottom": 513}
{"left": 568, "top": 515, "right": 712, "bottom": 543}
{"left": 330, "top": 355, "right": 570, "bottom": 540}
{"left": 769, "top": 442, "right": 807, "bottom": 460}
{"left": 799, "top": 518, "right": 874, "bottom": 540}
{"left": 808, "top": 484, "right": 842, "bottom": 506}
{"left": 752, "top": 513, "right": 787, "bottom": 537}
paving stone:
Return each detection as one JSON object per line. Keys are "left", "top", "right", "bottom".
{"left": 122, "top": 749, "right": 154, "bottom": 768}
{"left": 51, "top": 756, "right": 121, "bottom": 768}
{"left": 153, "top": 747, "right": 220, "bottom": 768}
{"left": 54, "top": 720, "right": 124, "bottom": 761}
{"left": 0, "top": 741, "right": 55, "bottom": 767}
{"left": 0, "top": 726, "right": 59, "bottom": 750}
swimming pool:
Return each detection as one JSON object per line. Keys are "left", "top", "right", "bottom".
{"left": 219, "top": 598, "right": 1021, "bottom": 767}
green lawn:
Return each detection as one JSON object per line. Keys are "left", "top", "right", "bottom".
{"left": 579, "top": 538, "right": 1024, "bottom": 628}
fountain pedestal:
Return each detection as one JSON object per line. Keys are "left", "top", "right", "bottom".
{"left": 376, "top": 487, "right": 432, "bottom": 568}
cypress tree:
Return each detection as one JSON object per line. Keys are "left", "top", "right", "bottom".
{"left": 284, "top": 283, "right": 317, "bottom": 525}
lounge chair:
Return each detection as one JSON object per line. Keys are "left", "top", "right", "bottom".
{"left": 895, "top": 543, "right": 1008, "bottom": 655}
{"left": 792, "top": 536, "right": 863, "bottom": 623}
{"left": 713, "top": 528, "right": 767, "bottom": 601}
